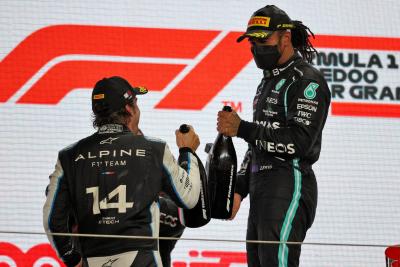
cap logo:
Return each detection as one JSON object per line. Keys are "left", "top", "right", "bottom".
{"left": 93, "top": 94, "right": 104, "bottom": 100}
{"left": 123, "top": 91, "right": 132, "bottom": 100}
{"left": 248, "top": 16, "right": 270, "bottom": 28}
{"left": 277, "top": 23, "right": 295, "bottom": 29}
{"left": 246, "top": 32, "right": 269, "bottom": 39}
{"left": 137, "top": 86, "right": 148, "bottom": 94}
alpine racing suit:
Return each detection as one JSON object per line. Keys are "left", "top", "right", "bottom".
{"left": 235, "top": 54, "right": 331, "bottom": 267}
{"left": 43, "top": 124, "right": 201, "bottom": 267}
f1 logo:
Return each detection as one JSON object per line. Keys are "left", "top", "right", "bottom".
{"left": 1, "top": 24, "right": 400, "bottom": 117}
{"left": 0, "top": 25, "right": 252, "bottom": 110}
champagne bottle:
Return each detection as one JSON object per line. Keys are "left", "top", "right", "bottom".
{"left": 177, "top": 124, "right": 210, "bottom": 228}
{"left": 206, "top": 106, "right": 238, "bottom": 219}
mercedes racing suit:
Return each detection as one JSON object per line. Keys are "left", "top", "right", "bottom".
{"left": 43, "top": 124, "right": 201, "bottom": 267}
{"left": 235, "top": 54, "right": 331, "bottom": 267}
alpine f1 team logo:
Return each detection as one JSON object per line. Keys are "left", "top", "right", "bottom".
{"left": 1, "top": 24, "right": 400, "bottom": 118}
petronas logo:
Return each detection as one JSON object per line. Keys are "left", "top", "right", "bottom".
{"left": 304, "top": 82, "right": 319, "bottom": 99}
{"left": 275, "top": 79, "right": 286, "bottom": 91}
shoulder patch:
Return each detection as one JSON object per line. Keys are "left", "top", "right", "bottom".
{"left": 304, "top": 82, "right": 319, "bottom": 100}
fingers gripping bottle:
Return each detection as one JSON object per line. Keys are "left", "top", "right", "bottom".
{"left": 206, "top": 106, "right": 238, "bottom": 219}
{"left": 178, "top": 124, "right": 211, "bottom": 228}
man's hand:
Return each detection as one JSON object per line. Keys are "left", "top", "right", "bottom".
{"left": 229, "top": 193, "right": 242, "bottom": 220}
{"left": 175, "top": 125, "right": 200, "bottom": 152}
{"left": 217, "top": 109, "right": 241, "bottom": 137}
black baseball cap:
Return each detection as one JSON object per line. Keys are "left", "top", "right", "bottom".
{"left": 92, "top": 76, "right": 148, "bottom": 115}
{"left": 237, "top": 5, "right": 295, "bottom": 42}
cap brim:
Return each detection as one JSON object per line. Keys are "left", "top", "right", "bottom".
{"left": 236, "top": 30, "right": 273, "bottom": 43}
{"left": 131, "top": 86, "right": 148, "bottom": 95}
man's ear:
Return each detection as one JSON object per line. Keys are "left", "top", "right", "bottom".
{"left": 282, "top": 31, "right": 292, "bottom": 46}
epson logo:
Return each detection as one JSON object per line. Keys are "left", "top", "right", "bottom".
{"left": 75, "top": 149, "right": 146, "bottom": 161}
{"left": 255, "top": 140, "right": 295, "bottom": 154}
{"left": 297, "top": 104, "right": 317, "bottom": 112}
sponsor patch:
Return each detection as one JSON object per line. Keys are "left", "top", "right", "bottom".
{"left": 304, "top": 82, "right": 319, "bottom": 100}
{"left": 247, "top": 16, "right": 271, "bottom": 27}
{"left": 275, "top": 79, "right": 286, "bottom": 92}
{"left": 93, "top": 93, "right": 104, "bottom": 100}
{"left": 277, "top": 23, "right": 295, "bottom": 29}
{"left": 137, "top": 86, "right": 148, "bottom": 94}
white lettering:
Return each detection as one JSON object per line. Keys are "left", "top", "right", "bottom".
{"left": 136, "top": 149, "right": 146, "bottom": 157}
{"left": 255, "top": 120, "right": 267, "bottom": 127}
{"left": 275, "top": 143, "right": 287, "bottom": 153}
{"left": 267, "top": 142, "right": 275, "bottom": 152}
{"left": 266, "top": 97, "right": 277, "bottom": 104}
{"left": 297, "top": 104, "right": 317, "bottom": 112}
{"left": 260, "top": 165, "right": 272, "bottom": 170}
{"left": 121, "top": 149, "right": 132, "bottom": 156}
{"left": 226, "top": 165, "right": 235, "bottom": 212}
{"left": 294, "top": 117, "right": 311, "bottom": 126}
{"left": 99, "top": 150, "right": 110, "bottom": 158}
{"left": 287, "top": 144, "right": 295, "bottom": 154}
{"left": 256, "top": 140, "right": 296, "bottom": 155}
{"left": 75, "top": 154, "right": 85, "bottom": 161}
{"left": 297, "top": 111, "right": 312, "bottom": 118}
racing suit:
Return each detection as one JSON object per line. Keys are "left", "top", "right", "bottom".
{"left": 43, "top": 124, "right": 201, "bottom": 267}
{"left": 235, "top": 54, "right": 331, "bottom": 267}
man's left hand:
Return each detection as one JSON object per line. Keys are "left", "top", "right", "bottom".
{"left": 217, "top": 109, "right": 241, "bottom": 137}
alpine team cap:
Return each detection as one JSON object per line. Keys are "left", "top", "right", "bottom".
{"left": 92, "top": 76, "right": 148, "bottom": 115}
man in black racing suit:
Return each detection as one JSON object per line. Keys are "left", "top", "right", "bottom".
{"left": 43, "top": 76, "right": 202, "bottom": 267}
{"left": 217, "top": 5, "right": 331, "bottom": 267}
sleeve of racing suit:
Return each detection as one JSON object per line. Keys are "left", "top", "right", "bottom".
{"left": 237, "top": 78, "right": 330, "bottom": 159}
{"left": 234, "top": 147, "right": 252, "bottom": 200}
{"left": 161, "top": 145, "right": 201, "bottom": 210}
{"left": 43, "top": 157, "right": 81, "bottom": 267}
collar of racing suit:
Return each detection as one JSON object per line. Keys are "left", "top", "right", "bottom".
{"left": 263, "top": 53, "right": 302, "bottom": 78}
{"left": 97, "top": 123, "right": 130, "bottom": 134}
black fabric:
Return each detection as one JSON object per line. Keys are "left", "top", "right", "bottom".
{"left": 131, "top": 250, "right": 159, "bottom": 267}
{"left": 246, "top": 171, "right": 317, "bottom": 267}
{"left": 81, "top": 250, "right": 159, "bottom": 267}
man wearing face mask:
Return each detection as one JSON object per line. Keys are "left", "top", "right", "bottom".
{"left": 217, "top": 5, "right": 331, "bottom": 267}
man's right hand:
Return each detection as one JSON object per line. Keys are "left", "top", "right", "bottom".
{"left": 175, "top": 125, "right": 200, "bottom": 152}
{"left": 229, "top": 193, "right": 242, "bottom": 220}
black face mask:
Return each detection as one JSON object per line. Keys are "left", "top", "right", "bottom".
{"left": 251, "top": 44, "right": 281, "bottom": 70}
